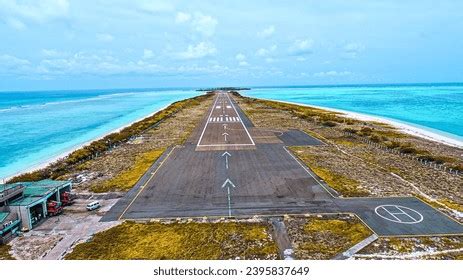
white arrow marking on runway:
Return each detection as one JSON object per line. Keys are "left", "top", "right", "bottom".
{"left": 221, "top": 178, "right": 237, "bottom": 217}
{"left": 222, "top": 151, "right": 231, "bottom": 169}
{"left": 222, "top": 132, "right": 229, "bottom": 142}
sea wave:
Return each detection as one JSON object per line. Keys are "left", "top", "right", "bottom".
{"left": 0, "top": 90, "right": 160, "bottom": 113}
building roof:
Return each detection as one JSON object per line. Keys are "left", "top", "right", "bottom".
{"left": 0, "top": 212, "right": 8, "bottom": 223}
{"left": 3, "top": 180, "right": 72, "bottom": 207}
{"left": 8, "top": 196, "right": 45, "bottom": 207}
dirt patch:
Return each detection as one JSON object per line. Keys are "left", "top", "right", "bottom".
{"left": 0, "top": 244, "right": 14, "bottom": 260}
{"left": 10, "top": 235, "right": 63, "bottom": 260}
{"left": 285, "top": 214, "right": 372, "bottom": 259}
{"left": 355, "top": 236, "right": 463, "bottom": 260}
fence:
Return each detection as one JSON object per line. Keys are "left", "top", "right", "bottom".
{"left": 343, "top": 132, "right": 462, "bottom": 177}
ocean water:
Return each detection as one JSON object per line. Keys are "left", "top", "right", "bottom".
{"left": 245, "top": 83, "right": 463, "bottom": 140}
{"left": 0, "top": 88, "right": 199, "bottom": 180}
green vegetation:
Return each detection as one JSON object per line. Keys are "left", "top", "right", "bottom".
{"left": 91, "top": 149, "right": 165, "bottom": 193}
{"left": 0, "top": 244, "right": 14, "bottom": 260}
{"left": 290, "top": 148, "right": 369, "bottom": 197}
{"left": 290, "top": 217, "right": 371, "bottom": 259}
{"left": 65, "top": 221, "right": 278, "bottom": 260}
{"left": 8, "top": 93, "right": 212, "bottom": 184}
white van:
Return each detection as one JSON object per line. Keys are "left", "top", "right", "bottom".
{"left": 86, "top": 201, "right": 101, "bottom": 211}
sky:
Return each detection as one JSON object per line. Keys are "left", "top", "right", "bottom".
{"left": 0, "top": 0, "right": 462, "bottom": 91}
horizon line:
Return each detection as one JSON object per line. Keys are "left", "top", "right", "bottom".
{"left": 1, "top": 81, "right": 463, "bottom": 93}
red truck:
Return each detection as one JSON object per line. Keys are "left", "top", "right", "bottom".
{"left": 47, "top": 201, "right": 63, "bottom": 216}
{"left": 60, "top": 192, "right": 74, "bottom": 206}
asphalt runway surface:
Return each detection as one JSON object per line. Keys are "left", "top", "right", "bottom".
{"left": 104, "top": 91, "right": 463, "bottom": 237}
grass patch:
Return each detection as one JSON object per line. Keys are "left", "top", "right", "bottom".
{"left": 289, "top": 217, "right": 372, "bottom": 259}
{"left": 331, "top": 137, "right": 362, "bottom": 147}
{"left": 65, "top": 221, "right": 278, "bottom": 260}
{"left": 309, "top": 165, "right": 368, "bottom": 197}
{"left": 0, "top": 244, "right": 14, "bottom": 260}
{"left": 290, "top": 148, "right": 368, "bottom": 197}
{"left": 91, "top": 149, "right": 165, "bottom": 193}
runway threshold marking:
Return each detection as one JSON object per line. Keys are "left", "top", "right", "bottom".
{"left": 197, "top": 92, "right": 255, "bottom": 147}
{"left": 221, "top": 178, "right": 237, "bottom": 217}
{"left": 117, "top": 146, "right": 177, "bottom": 220}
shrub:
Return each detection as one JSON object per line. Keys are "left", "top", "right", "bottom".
{"left": 322, "top": 121, "right": 337, "bottom": 127}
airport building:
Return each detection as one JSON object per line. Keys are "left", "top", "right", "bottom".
{"left": 0, "top": 180, "right": 72, "bottom": 243}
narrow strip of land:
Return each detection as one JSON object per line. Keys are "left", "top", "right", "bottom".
{"left": 105, "top": 91, "right": 463, "bottom": 237}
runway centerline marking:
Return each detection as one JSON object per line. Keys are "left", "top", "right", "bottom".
{"left": 221, "top": 178, "right": 237, "bottom": 217}
{"left": 222, "top": 151, "right": 231, "bottom": 169}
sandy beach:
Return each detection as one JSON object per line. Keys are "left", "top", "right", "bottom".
{"left": 1, "top": 103, "right": 172, "bottom": 183}
{"left": 3, "top": 94, "right": 462, "bottom": 183}
{"left": 253, "top": 97, "right": 463, "bottom": 149}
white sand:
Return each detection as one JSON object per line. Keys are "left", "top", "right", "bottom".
{"left": 2, "top": 103, "right": 171, "bottom": 183}
{"left": 254, "top": 98, "right": 463, "bottom": 149}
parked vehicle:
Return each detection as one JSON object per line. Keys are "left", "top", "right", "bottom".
{"left": 60, "top": 191, "right": 75, "bottom": 206}
{"left": 86, "top": 201, "right": 101, "bottom": 211}
{"left": 47, "top": 201, "right": 63, "bottom": 216}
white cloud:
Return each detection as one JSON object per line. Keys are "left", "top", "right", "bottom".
{"left": 0, "top": 54, "right": 30, "bottom": 67}
{"left": 235, "top": 53, "right": 248, "bottom": 66}
{"left": 265, "top": 57, "right": 275, "bottom": 63}
{"left": 175, "top": 11, "right": 191, "bottom": 23}
{"left": 175, "top": 12, "right": 218, "bottom": 37}
{"left": 313, "top": 70, "right": 352, "bottom": 77}
{"left": 97, "top": 33, "right": 114, "bottom": 42}
{"left": 41, "top": 49, "right": 68, "bottom": 57}
{"left": 0, "top": 54, "right": 32, "bottom": 75}
{"left": 136, "top": 0, "right": 175, "bottom": 13}
{"left": 289, "top": 39, "right": 314, "bottom": 55}
{"left": 0, "top": 0, "right": 70, "bottom": 24}
{"left": 258, "top": 25, "right": 275, "bottom": 38}
{"left": 177, "top": 42, "right": 217, "bottom": 59}
{"left": 235, "top": 53, "right": 246, "bottom": 61}
{"left": 256, "top": 45, "right": 277, "bottom": 57}
{"left": 143, "top": 49, "right": 154, "bottom": 59}
{"left": 343, "top": 42, "right": 365, "bottom": 58}
{"left": 192, "top": 13, "right": 218, "bottom": 37}
{"left": 4, "top": 17, "right": 26, "bottom": 30}
{"left": 1, "top": 50, "right": 233, "bottom": 78}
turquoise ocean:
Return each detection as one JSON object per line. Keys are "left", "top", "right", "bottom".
{"left": 246, "top": 83, "right": 463, "bottom": 141}
{"left": 1, "top": 83, "right": 462, "bottom": 180}
{"left": 0, "top": 88, "right": 198, "bottom": 180}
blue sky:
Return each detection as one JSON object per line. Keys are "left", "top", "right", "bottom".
{"left": 0, "top": 0, "right": 462, "bottom": 90}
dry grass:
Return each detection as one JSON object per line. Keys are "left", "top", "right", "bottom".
{"left": 65, "top": 221, "right": 278, "bottom": 260}
{"left": 91, "top": 149, "right": 165, "bottom": 193}
{"left": 289, "top": 147, "right": 369, "bottom": 197}
{"left": 0, "top": 244, "right": 14, "bottom": 260}
{"left": 357, "top": 236, "right": 463, "bottom": 259}
{"left": 285, "top": 215, "right": 372, "bottom": 259}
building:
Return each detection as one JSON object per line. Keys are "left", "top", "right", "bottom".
{"left": 0, "top": 180, "right": 72, "bottom": 237}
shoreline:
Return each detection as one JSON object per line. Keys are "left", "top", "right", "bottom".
{"left": 3, "top": 93, "right": 462, "bottom": 183}
{"left": 1, "top": 103, "right": 173, "bottom": 183}
{"left": 247, "top": 97, "right": 463, "bottom": 149}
